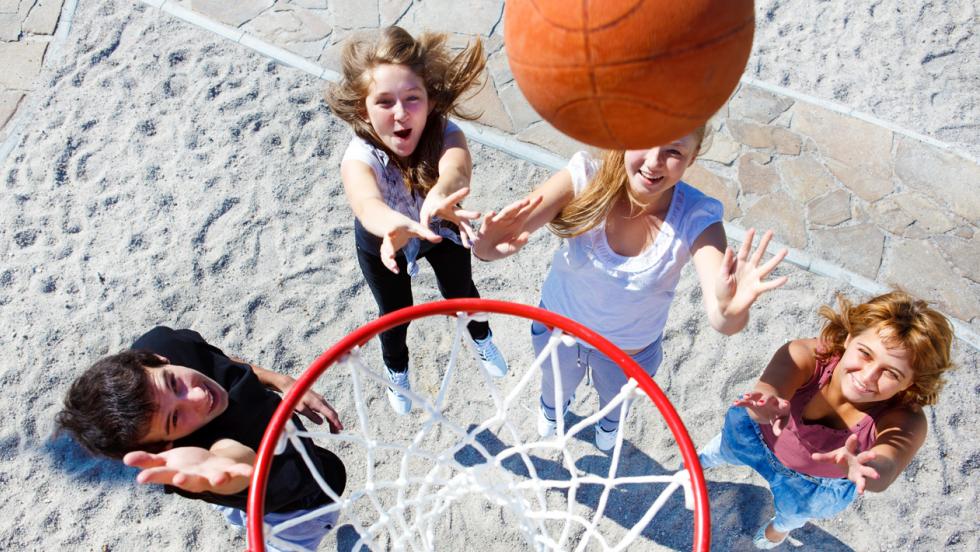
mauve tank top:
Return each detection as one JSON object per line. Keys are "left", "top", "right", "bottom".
{"left": 760, "top": 354, "right": 890, "bottom": 478}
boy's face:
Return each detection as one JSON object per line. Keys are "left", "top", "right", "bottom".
{"left": 139, "top": 363, "right": 229, "bottom": 446}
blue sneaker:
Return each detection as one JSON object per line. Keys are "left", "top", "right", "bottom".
{"left": 473, "top": 332, "right": 508, "bottom": 377}
{"left": 385, "top": 367, "right": 412, "bottom": 415}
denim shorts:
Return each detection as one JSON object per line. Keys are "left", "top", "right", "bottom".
{"left": 699, "top": 406, "right": 857, "bottom": 532}
{"left": 214, "top": 504, "right": 339, "bottom": 552}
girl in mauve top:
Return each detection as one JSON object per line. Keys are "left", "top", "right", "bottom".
{"left": 699, "top": 291, "right": 956, "bottom": 549}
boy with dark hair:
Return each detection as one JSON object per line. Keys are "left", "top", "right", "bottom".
{"left": 57, "top": 326, "right": 347, "bottom": 552}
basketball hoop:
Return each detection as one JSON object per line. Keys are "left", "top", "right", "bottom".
{"left": 246, "top": 299, "right": 709, "bottom": 551}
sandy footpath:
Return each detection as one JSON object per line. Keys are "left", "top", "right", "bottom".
{"left": 0, "top": 2, "right": 976, "bottom": 551}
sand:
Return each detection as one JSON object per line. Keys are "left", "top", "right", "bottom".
{"left": 0, "top": 1, "right": 976, "bottom": 551}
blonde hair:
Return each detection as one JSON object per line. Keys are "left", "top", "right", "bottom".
{"left": 548, "top": 126, "right": 708, "bottom": 238}
{"left": 326, "top": 26, "right": 486, "bottom": 196}
{"left": 818, "top": 291, "right": 955, "bottom": 406}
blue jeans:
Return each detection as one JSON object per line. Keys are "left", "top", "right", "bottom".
{"left": 699, "top": 406, "right": 857, "bottom": 533}
{"left": 214, "top": 504, "right": 339, "bottom": 552}
{"left": 532, "top": 320, "right": 663, "bottom": 432}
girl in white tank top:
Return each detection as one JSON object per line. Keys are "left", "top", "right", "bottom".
{"left": 473, "top": 127, "right": 789, "bottom": 450}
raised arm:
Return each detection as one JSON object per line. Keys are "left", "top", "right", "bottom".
{"left": 231, "top": 356, "right": 343, "bottom": 433}
{"left": 471, "top": 168, "right": 575, "bottom": 261}
{"left": 124, "top": 438, "right": 256, "bottom": 495}
{"left": 417, "top": 130, "right": 483, "bottom": 245}
{"left": 341, "top": 159, "right": 441, "bottom": 273}
{"left": 733, "top": 339, "right": 818, "bottom": 432}
{"left": 811, "top": 406, "right": 927, "bottom": 493}
{"left": 691, "top": 226, "right": 788, "bottom": 335}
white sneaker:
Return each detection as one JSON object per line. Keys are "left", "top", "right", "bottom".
{"left": 536, "top": 397, "right": 572, "bottom": 437}
{"left": 752, "top": 518, "right": 786, "bottom": 550}
{"left": 385, "top": 367, "right": 412, "bottom": 415}
{"left": 473, "top": 333, "right": 508, "bottom": 377}
{"left": 594, "top": 423, "right": 618, "bottom": 453}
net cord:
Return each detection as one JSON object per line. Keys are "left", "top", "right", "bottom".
{"left": 246, "top": 298, "right": 710, "bottom": 551}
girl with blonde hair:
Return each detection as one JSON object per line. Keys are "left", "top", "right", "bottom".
{"left": 327, "top": 26, "right": 513, "bottom": 415}
{"left": 699, "top": 291, "right": 956, "bottom": 548}
{"left": 473, "top": 128, "right": 788, "bottom": 451}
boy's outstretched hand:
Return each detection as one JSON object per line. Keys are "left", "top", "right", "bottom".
{"left": 734, "top": 391, "right": 791, "bottom": 435}
{"left": 472, "top": 195, "right": 543, "bottom": 261}
{"left": 124, "top": 444, "right": 254, "bottom": 495}
{"left": 284, "top": 383, "right": 344, "bottom": 433}
{"left": 811, "top": 434, "right": 880, "bottom": 494}
{"left": 715, "top": 228, "right": 788, "bottom": 316}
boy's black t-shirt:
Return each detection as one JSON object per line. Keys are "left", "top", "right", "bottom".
{"left": 132, "top": 326, "right": 346, "bottom": 513}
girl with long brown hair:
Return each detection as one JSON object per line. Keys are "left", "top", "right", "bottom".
{"left": 327, "top": 26, "right": 514, "bottom": 415}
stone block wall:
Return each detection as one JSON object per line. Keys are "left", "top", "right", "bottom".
{"left": 4, "top": 0, "right": 978, "bottom": 336}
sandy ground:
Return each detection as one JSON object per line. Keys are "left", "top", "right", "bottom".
{"left": 0, "top": 1, "right": 977, "bottom": 551}
{"left": 751, "top": 0, "right": 979, "bottom": 157}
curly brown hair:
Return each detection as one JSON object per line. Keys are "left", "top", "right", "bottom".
{"left": 817, "top": 291, "right": 955, "bottom": 406}
{"left": 326, "top": 26, "right": 486, "bottom": 196}
{"left": 547, "top": 126, "right": 708, "bottom": 238}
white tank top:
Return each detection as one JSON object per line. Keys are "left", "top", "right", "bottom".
{"left": 540, "top": 151, "right": 724, "bottom": 350}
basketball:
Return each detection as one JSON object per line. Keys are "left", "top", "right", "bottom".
{"left": 504, "top": 0, "right": 755, "bottom": 149}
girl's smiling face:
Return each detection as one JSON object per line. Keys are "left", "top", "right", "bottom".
{"left": 623, "top": 132, "right": 699, "bottom": 201}
{"left": 836, "top": 327, "right": 915, "bottom": 405}
{"left": 364, "top": 63, "right": 431, "bottom": 158}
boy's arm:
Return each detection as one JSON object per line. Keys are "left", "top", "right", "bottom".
{"left": 124, "top": 439, "right": 255, "bottom": 496}
{"left": 811, "top": 406, "right": 928, "bottom": 493}
{"left": 230, "top": 356, "right": 343, "bottom": 433}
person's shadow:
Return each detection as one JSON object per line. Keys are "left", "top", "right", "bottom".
{"left": 41, "top": 433, "right": 137, "bottom": 486}
{"left": 425, "top": 419, "right": 857, "bottom": 551}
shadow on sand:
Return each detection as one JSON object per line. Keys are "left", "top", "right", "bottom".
{"left": 442, "top": 419, "right": 856, "bottom": 551}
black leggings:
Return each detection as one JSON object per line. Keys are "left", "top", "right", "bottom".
{"left": 356, "top": 239, "right": 490, "bottom": 372}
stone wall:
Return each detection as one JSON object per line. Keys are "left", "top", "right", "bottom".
{"left": 5, "top": 0, "right": 978, "bottom": 337}
{"left": 0, "top": 0, "right": 65, "bottom": 143}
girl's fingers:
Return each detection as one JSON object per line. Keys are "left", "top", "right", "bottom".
{"left": 758, "top": 247, "right": 789, "bottom": 275}
{"left": 759, "top": 275, "right": 789, "bottom": 292}
{"left": 444, "top": 187, "right": 470, "bottom": 204}
{"left": 750, "top": 229, "right": 775, "bottom": 265}
{"left": 720, "top": 246, "right": 735, "bottom": 278}
{"left": 453, "top": 208, "right": 481, "bottom": 221}
{"left": 738, "top": 228, "right": 755, "bottom": 260}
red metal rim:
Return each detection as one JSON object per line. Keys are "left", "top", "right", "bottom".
{"left": 246, "top": 298, "right": 710, "bottom": 551}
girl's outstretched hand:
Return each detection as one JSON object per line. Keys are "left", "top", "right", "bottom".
{"left": 380, "top": 216, "right": 443, "bottom": 274}
{"left": 472, "top": 195, "right": 543, "bottom": 261}
{"left": 124, "top": 446, "right": 254, "bottom": 494}
{"left": 419, "top": 187, "right": 481, "bottom": 247}
{"left": 734, "top": 391, "right": 791, "bottom": 435}
{"left": 811, "top": 434, "right": 880, "bottom": 494}
{"left": 715, "top": 228, "right": 789, "bottom": 316}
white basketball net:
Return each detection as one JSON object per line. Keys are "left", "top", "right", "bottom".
{"left": 260, "top": 311, "right": 697, "bottom": 551}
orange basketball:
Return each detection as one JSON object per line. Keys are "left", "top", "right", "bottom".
{"left": 504, "top": 0, "right": 755, "bottom": 149}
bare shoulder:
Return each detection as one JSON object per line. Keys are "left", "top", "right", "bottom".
{"left": 787, "top": 338, "right": 820, "bottom": 372}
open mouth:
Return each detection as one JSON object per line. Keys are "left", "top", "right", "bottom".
{"left": 393, "top": 128, "right": 411, "bottom": 139}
